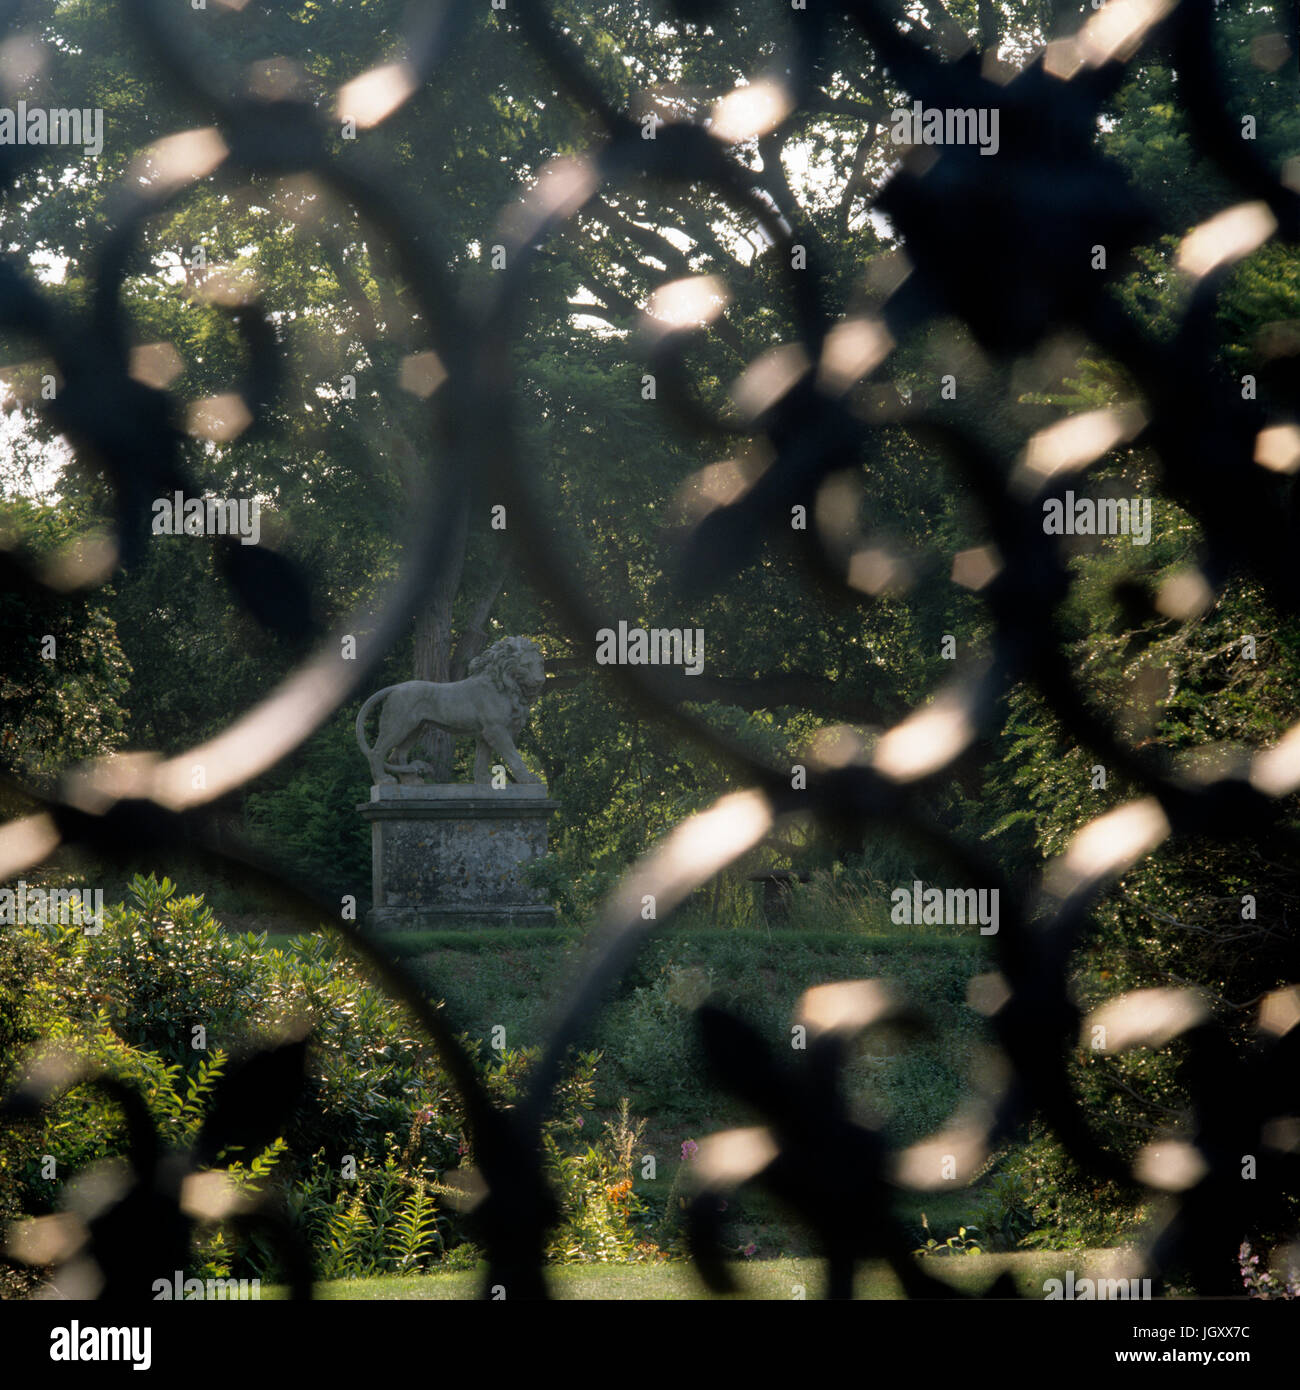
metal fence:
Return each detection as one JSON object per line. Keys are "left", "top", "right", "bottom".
{"left": 2, "top": 0, "right": 1299, "bottom": 1300}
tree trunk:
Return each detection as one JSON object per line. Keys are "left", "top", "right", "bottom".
{"left": 450, "top": 548, "right": 511, "bottom": 680}
{"left": 1043, "top": 0, "right": 1088, "bottom": 41}
{"left": 978, "top": 0, "right": 998, "bottom": 55}
{"left": 413, "top": 498, "right": 469, "bottom": 780}
{"left": 410, "top": 516, "right": 511, "bottom": 781}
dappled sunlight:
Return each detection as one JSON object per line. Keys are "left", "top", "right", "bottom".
{"left": 335, "top": 62, "right": 418, "bottom": 131}
{"left": 1045, "top": 799, "right": 1170, "bottom": 897}
{"left": 1, "top": 0, "right": 1297, "bottom": 1327}
{"left": 128, "top": 128, "right": 228, "bottom": 195}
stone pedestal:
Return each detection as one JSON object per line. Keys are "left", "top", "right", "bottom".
{"left": 359, "top": 783, "right": 558, "bottom": 930}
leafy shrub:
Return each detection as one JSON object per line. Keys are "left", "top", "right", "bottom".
{"left": 544, "top": 1098, "right": 662, "bottom": 1263}
{"left": 243, "top": 713, "right": 371, "bottom": 901}
{"left": 4, "top": 875, "right": 1002, "bottom": 1280}
{"left": 287, "top": 1144, "right": 448, "bottom": 1282}
{"left": 0, "top": 1024, "right": 288, "bottom": 1284}
{"left": 913, "top": 1215, "right": 983, "bottom": 1256}
{"left": 277, "top": 1054, "right": 654, "bottom": 1279}
{"left": 1, "top": 874, "right": 642, "bottom": 1283}
{"left": 1004, "top": 1122, "right": 1149, "bottom": 1250}
{"left": 611, "top": 962, "right": 711, "bottom": 1110}
{"left": 31, "top": 874, "right": 274, "bottom": 1070}
{"left": 524, "top": 853, "right": 621, "bottom": 925}
{"left": 967, "top": 1169, "right": 1035, "bottom": 1251}
{"left": 602, "top": 937, "right": 988, "bottom": 1144}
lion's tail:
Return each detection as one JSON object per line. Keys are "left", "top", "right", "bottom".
{"left": 355, "top": 685, "right": 397, "bottom": 758}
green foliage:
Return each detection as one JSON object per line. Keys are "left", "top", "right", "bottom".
{"left": 7, "top": 0, "right": 1300, "bottom": 1280}
{"left": 969, "top": 189, "right": 1300, "bottom": 1239}
{"left": 648, "top": 1145, "right": 699, "bottom": 1256}
{"left": 51, "top": 874, "right": 273, "bottom": 1069}
{"left": 523, "top": 852, "right": 620, "bottom": 927}
{"left": 0, "top": 497, "right": 130, "bottom": 797}
{"left": 967, "top": 1170, "right": 1036, "bottom": 1251}
{"left": 544, "top": 1098, "right": 662, "bottom": 1264}
{"left": 0, "top": 1014, "right": 287, "bottom": 1277}
{"left": 978, "top": 562, "right": 1300, "bottom": 1238}
{"left": 280, "top": 1047, "right": 616, "bottom": 1280}
{"left": 388, "top": 1185, "right": 441, "bottom": 1272}
{"left": 243, "top": 712, "right": 371, "bottom": 900}
{"left": 288, "top": 1145, "right": 448, "bottom": 1283}
{"left": 614, "top": 961, "right": 712, "bottom": 1111}
{"left": 4, "top": 881, "right": 997, "bottom": 1279}
{"left": 780, "top": 861, "right": 960, "bottom": 936}
{"left": 913, "top": 1216, "right": 983, "bottom": 1257}
{"left": 599, "top": 936, "right": 990, "bottom": 1145}
{"left": 0, "top": 913, "right": 294, "bottom": 1276}
{"left": 2, "top": 878, "right": 643, "bottom": 1281}
{"left": 1003, "top": 1123, "right": 1151, "bottom": 1251}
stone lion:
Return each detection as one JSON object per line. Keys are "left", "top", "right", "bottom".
{"left": 355, "top": 636, "right": 546, "bottom": 786}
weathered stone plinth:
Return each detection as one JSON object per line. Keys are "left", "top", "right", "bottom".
{"left": 359, "top": 783, "right": 558, "bottom": 930}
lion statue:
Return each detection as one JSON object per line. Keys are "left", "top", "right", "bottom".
{"left": 355, "top": 636, "right": 546, "bottom": 786}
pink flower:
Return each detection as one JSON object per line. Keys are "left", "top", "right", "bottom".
{"left": 576, "top": 1115, "right": 584, "bottom": 1128}
{"left": 743, "top": 1243, "right": 757, "bottom": 1258}
{"left": 681, "top": 1139, "right": 699, "bottom": 1162}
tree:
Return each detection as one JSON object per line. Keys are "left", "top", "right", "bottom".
{"left": 0, "top": 496, "right": 130, "bottom": 807}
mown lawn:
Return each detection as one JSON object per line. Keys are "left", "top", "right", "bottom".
{"left": 266, "top": 1250, "right": 1144, "bottom": 1300}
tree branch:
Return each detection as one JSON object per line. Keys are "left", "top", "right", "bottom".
{"left": 837, "top": 125, "right": 881, "bottom": 233}
{"left": 540, "top": 657, "right": 900, "bottom": 722}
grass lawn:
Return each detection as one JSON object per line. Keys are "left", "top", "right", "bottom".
{"left": 266, "top": 1250, "right": 1145, "bottom": 1300}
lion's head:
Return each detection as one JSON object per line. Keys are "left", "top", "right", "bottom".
{"left": 468, "top": 636, "right": 547, "bottom": 706}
